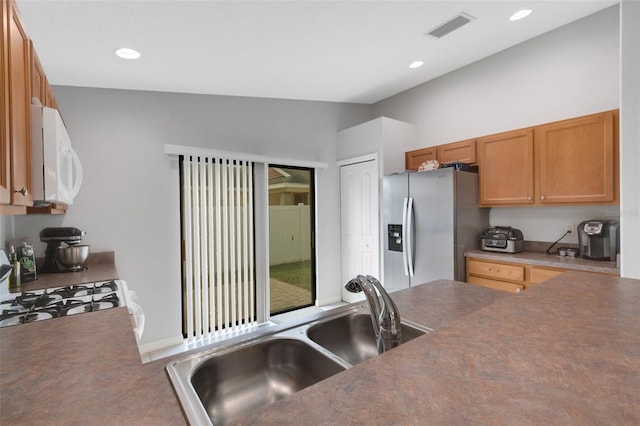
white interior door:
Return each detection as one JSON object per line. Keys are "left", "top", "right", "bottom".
{"left": 340, "top": 159, "right": 379, "bottom": 303}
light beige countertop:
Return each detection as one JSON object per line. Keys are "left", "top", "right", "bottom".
{"left": 2, "top": 271, "right": 638, "bottom": 425}
{"left": 465, "top": 249, "right": 619, "bottom": 275}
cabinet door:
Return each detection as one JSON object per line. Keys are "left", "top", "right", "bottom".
{"left": 405, "top": 147, "right": 436, "bottom": 171}
{"left": 1, "top": 0, "right": 10, "bottom": 204}
{"left": 437, "top": 139, "right": 476, "bottom": 164}
{"left": 45, "top": 82, "right": 57, "bottom": 109}
{"left": 467, "top": 259, "right": 525, "bottom": 282}
{"left": 7, "top": 1, "right": 32, "bottom": 206}
{"left": 529, "top": 267, "right": 564, "bottom": 285}
{"left": 31, "top": 40, "right": 46, "bottom": 104}
{"left": 467, "top": 275, "right": 523, "bottom": 293}
{"left": 536, "top": 111, "right": 616, "bottom": 204}
{"left": 477, "top": 128, "right": 534, "bottom": 206}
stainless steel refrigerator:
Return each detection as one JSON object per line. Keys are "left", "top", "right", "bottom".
{"left": 381, "top": 168, "right": 489, "bottom": 292}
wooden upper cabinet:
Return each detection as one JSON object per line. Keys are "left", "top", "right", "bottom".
{"left": 31, "top": 41, "right": 58, "bottom": 109}
{"left": 405, "top": 147, "right": 436, "bottom": 171}
{"left": 535, "top": 110, "right": 617, "bottom": 204}
{"left": 30, "top": 40, "right": 46, "bottom": 104}
{"left": 477, "top": 128, "right": 534, "bottom": 206}
{"left": 476, "top": 110, "right": 618, "bottom": 207}
{"left": 45, "top": 82, "right": 57, "bottom": 109}
{"left": 1, "top": 0, "right": 10, "bottom": 204}
{"left": 6, "top": 1, "right": 32, "bottom": 207}
{"left": 405, "top": 139, "right": 476, "bottom": 171}
{"left": 437, "top": 139, "right": 476, "bottom": 165}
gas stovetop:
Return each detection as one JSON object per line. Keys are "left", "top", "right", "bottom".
{"left": 0, "top": 280, "right": 122, "bottom": 328}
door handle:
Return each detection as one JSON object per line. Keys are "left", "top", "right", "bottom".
{"left": 401, "top": 197, "right": 409, "bottom": 276}
{"left": 406, "top": 197, "right": 414, "bottom": 277}
{"left": 68, "top": 148, "right": 83, "bottom": 200}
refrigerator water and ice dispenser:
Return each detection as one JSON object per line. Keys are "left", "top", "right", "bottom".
{"left": 388, "top": 224, "right": 403, "bottom": 252}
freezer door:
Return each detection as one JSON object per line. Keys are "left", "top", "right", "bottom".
{"left": 382, "top": 173, "right": 409, "bottom": 292}
{"left": 409, "top": 170, "right": 455, "bottom": 286}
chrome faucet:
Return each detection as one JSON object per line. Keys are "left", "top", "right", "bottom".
{"left": 345, "top": 275, "right": 402, "bottom": 354}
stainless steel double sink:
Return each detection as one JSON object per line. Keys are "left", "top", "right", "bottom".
{"left": 166, "top": 304, "right": 431, "bottom": 425}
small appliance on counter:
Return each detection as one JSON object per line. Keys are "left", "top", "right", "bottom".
{"left": 39, "top": 227, "right": 90, "bottom": 273}
{"left": 481, "top": 226, "right": 524, "bottom": 253}
{"left": 577, "top": 220, "right": 620, "bottom": 261}
{"left": 17, "top": 242, "right": 37, "bottom": 282}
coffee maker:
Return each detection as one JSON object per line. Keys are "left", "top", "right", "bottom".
{"left": 577, "top": 220, "right": 619, "bottom": 261}
{"left": 39, "top": 227, "right": 86, "bottom": 273}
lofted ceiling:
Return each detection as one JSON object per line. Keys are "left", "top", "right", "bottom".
{"left": 16, "top": 0, "right": 618, "bottom": 104}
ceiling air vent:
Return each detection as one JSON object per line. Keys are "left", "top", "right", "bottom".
{"left": 425, "top": 12, "right": 475, "bottom": 39}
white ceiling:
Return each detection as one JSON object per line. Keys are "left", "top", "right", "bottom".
{"left": 16, "top": 0, "right": 618, "bottom": 104}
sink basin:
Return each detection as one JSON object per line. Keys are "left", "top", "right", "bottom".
{"left": 166, "top": 304, "right": 432, "bottom": 425}
{"left": 307, "top": 312, "right": 428, "bottom": 365}
{"left": 171, "top": 338, "right": 346, "bottom": 425}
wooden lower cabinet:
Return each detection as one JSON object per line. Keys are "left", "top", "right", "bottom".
{"left": 467, "top": 258, "right": 526, "bottom": 293}
{"left": 529, "top": 266, "right": 564, "bottom": 285}
{"left": 466, "top": 258, "right": 576, "bottom": 293}
{"left": 466, "top": 257, "right": 619, "bottom": 293}
{"left": 467, "top": 275, "right": 525, "bottom": 293}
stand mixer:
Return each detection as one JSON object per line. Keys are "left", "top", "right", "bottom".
{"left": 40, "top": 227, "right": 88, "bottom": 273}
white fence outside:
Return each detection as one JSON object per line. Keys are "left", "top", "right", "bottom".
{"left": 269, "top": 205, "right": 311, "bottom": 265}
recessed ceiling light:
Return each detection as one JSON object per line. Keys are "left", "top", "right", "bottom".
{"left": 115, "top": 47, "right": 141, "bottom": 60}
{"left": 409, "top": 61, "right": 424, "bottom": 69}
{"left": 510, "top": 9, "right": 532, "bottom": 21}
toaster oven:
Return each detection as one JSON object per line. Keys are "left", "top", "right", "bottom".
{"left": 480, "top": 226, "right": 524, "bottom": 253}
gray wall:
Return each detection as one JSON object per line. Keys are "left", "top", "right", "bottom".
{"left": 372, "top": 5, "right": 621, "bottom": 246}
{"left": 620, "top": 0, "right": 640, "bottom": 279}
{"left": 11, "top": 88, "right": 372, "bottom": 348}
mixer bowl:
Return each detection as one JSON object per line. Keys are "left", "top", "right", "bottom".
{"left": 54, "top": 245, "right": 90, "bottom": 270}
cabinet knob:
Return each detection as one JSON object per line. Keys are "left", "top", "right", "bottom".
{"left": 14, "top": 187, "right": 28, "bottom": 196}
{"left": 540, "top": 195, "right": 546, "bottom": 200}
{"left": 527, "top": 196, "right": 532, "bottom": 201}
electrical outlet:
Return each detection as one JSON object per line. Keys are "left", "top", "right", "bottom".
{"left": 565, "top": 223, "right": 574, "bottom": 234}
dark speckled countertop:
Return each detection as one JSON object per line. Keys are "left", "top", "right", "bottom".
{"left": 17, "top": 251, "right": 120, "bottom": 292}
{"left": 232, "top": 271, "right": 640, "bottom": 425}
{"left": 0, "top": 308, "right": 185, "bottom": 425}
{"left": 2, "top": 271, "right": 639, "bottom": 425}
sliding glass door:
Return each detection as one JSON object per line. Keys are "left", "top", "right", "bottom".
{"left": 268, "top": 165, "right": 315, "bottom": 315}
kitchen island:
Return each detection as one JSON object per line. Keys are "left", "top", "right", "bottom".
{"left": 1, "top": 271, "right": 638, "bottom": 424}
{"left": 236, "top": 271, "right": 639, "bottom": 425}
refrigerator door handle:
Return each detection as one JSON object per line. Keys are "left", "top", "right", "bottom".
{"left": 406, "top": 196, "right": 415, "bottom": 277}
{"left": 401, "top": 197, "right": 409, "bottom": 276}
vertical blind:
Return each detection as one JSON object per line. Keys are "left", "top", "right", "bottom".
{"left": 181, "top": 155, "right": 256, "bottom": 341}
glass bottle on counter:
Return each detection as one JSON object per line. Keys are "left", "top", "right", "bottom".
{"left": 8, "top": 246, "right": 21, "bottom": 292}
